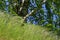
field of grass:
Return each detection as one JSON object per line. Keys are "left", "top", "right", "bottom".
{"left": 0, "top": 11, "right": 59, "bottom": 40}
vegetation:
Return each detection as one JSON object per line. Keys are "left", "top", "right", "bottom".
{"left": 0, "top": 0, "right": 60, "bottom": 40}
{"left": 0, "top": 0, "right": 60, "bottom": 27}
{"left": 0, "top": 11, "right": 59, "bottom": 40}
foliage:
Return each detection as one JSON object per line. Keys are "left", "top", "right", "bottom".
{"left": 0, "top": 0, "right": 60, "bottom": 38}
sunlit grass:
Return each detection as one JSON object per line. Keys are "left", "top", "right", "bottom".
{"left": 0, "top": 11, "right": 59, "bottom": 40}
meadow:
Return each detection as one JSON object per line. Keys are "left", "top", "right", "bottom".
{"left": 0, "top": 11, "right": 59, "bottom": 40}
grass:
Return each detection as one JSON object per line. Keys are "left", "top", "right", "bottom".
{"left": 0, "top": 11, "right": 59, "bottom": 40}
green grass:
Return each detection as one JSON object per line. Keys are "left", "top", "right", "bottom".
{"left": 0, "top": 11, "right": 59, "bottom": 40}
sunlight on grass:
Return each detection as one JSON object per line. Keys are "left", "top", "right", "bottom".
{"left": 0, "top": 11, "right": 59, "bottom": 40}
